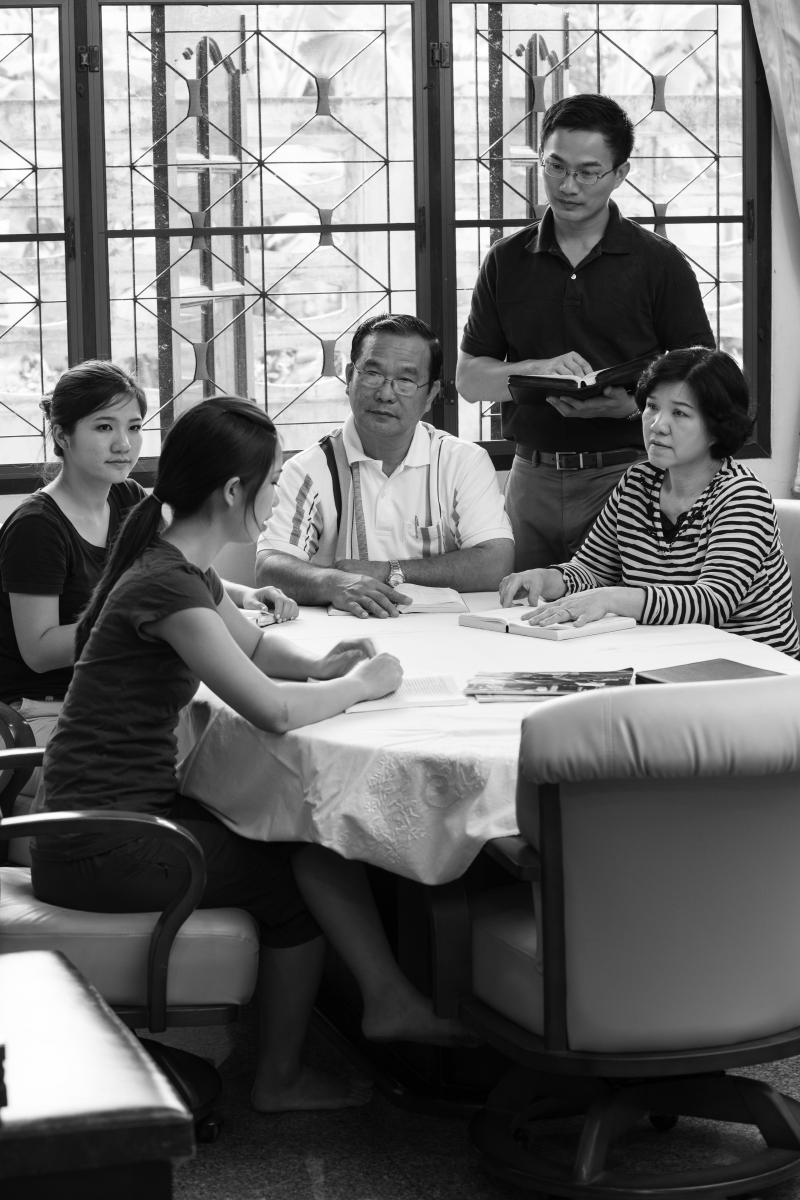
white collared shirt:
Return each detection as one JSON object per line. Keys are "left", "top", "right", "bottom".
{"left": 258, "top": 415, "right": 512, "bottom": 565}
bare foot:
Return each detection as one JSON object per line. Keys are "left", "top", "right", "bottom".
{"left": 362, "top": 992, "right": 482, "bottom": 1047}
{"left": 251, "top": 1064, "right": 372, "bottom": 1113}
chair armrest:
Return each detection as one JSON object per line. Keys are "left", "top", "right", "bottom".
{"left": 0, "top": 721, "right": 41, "bottom": 819}
{"left": 482, "top": 835, "right": 541, "bottom": 881}
{"left": 0, "top": 809, "right": 207, "bottom": 1033}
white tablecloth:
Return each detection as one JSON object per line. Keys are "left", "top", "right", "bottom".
{"left": 176, "top": 596, "right": 800, "bottom": 884}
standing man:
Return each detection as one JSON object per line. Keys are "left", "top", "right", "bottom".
{"left": 456, "top": 93, "right": 715, "bottom": 570}
{"left": 257, "top": 313, "right": 514, "bottom": 617}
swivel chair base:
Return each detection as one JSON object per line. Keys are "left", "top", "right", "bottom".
{"left": 470, "top": 1068, "right": 800, "bottom": 1199}
{"left": 139, "top": 1039, "right": 223, "bottom": 1143}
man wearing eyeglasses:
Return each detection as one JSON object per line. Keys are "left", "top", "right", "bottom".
{"left": 256, "top": 313, "right": 514, "bottom": 617}
{"left": 456, "top": 93, "right": 715, "bottom": 571}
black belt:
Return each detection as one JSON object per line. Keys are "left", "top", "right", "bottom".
{"left": 514, "top": 446, "right": 643, "bottom": 471}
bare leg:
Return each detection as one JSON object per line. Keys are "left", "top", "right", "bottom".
{"left": 293, "top": 845, "right": 477, "bottom": 1045}
{"left": 250, "top": 935, "right": 371, "bottom": 1112}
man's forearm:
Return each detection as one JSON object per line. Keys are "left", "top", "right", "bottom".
{"left": 399, "top": 539, "right": 515, "bottom": 592}
{"left": 456, "top": 352, "right": 563, "bottom": 405}
{"left": 256, "top": 551, "right": 340, "bottom": 605}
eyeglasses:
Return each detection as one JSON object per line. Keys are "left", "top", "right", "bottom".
{"left": 351, "top": 363, "right": 430, "bottom": 398}
{"left": 539, "top": 157, "right": 619, "bottom": 188}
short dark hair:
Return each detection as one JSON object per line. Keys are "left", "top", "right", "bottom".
{"left": 539, "top": 94, "right": 635, "bottom": 168}
{"left": 634, "top": 347, "right": 754, "bottom": 458}
{"left": 349, "top": 313, "right": 443, "bottom": 385}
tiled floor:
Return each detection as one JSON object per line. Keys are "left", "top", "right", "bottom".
{"left": 171, "top": 1010, "right": 800, "bottom": 1200}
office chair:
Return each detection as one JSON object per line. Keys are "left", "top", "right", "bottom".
{"left": 0, "top": 737, "right": 259, "bottom": 1141}
{"left": 461, "top": 674, "right": 800, "bottom": 1199}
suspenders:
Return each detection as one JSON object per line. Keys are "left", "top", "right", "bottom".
{"left": 317, "top": 427, "right": 450, "bottom": 558}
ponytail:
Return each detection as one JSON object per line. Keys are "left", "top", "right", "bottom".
{"left": 75, "top": 396, "right": 277, "bottom": 657}
{"left": 76, "top": 493, "right": 163, "bottom": 655}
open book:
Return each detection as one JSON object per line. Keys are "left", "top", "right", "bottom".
{"left": 508, "top": 353, "right": 656, "bottom": 404}
{"left": 465, "top": 668, "right": 634, "bottom": 701}
{"left": 345, "top": 674, "right": 467, "bottom": 712}
{"left": 459, "top": 607, "right": 636, "bottom": 641}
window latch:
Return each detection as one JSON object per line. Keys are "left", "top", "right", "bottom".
{"left": 429, "top": 42, "right": 451, "bottom": 69}
{"left": 77, "top": 45, "right": 101, "bottom": 73}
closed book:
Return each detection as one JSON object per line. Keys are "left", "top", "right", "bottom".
{"left": 507, "top": 353, "right": 656, "bottom": 404}
{"left": 635, "top": 658, "right": 784, "bottom": 685}
{"left": 458, "top": 607, "right": 636, "bottom": 640}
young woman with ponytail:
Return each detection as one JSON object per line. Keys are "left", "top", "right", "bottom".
{"left": 31, "top": 396, "right": 471, "bottom": 1113}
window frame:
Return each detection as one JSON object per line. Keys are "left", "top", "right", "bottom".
{"left": 0, "top": 0, "right": 773, "bottom": 491}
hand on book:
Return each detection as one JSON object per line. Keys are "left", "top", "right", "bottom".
{"left": 499, "top": 567, "right": 566, "bottom": 609}
{"left": 546, "top": 385, "right": 636, "bottom": 420}
{"left": 523, "top": 586, "right": 645, "bottom": 629}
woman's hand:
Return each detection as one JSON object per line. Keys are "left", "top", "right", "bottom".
{"left": 349, "top": 652, "right": 404, "bottom": 701}
{"left": 499, "top": 568, "right": 566, "bottom": 608}
{"left": 311, "top": 639, "right": 377, "bottom": 680}
{"left": 522, "top": 588, "right": 617, "bottom": 628}
{"left": 242, "top": 585, "right": 299, "bottom": 623}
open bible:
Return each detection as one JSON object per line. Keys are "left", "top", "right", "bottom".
{"left": 508, "top": 352, "right": 656, "bottom": 404}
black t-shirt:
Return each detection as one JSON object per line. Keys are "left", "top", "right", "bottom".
{"left": 0, "top": 480, "right": 146, "bottom": 702}
{"left": 36, "top": 540, "right": 224, "bottom": 859}
{"left": 460, "top": 202, "right": 715, "bottom": 450}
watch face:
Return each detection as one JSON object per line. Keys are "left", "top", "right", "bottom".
{"left": 388, "top": 570, "right": 404, "bottom": 587}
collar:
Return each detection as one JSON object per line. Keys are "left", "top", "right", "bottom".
{"left": 342, "top": 413, "right": 432, "bottom": 470}
{"left": 526, "top": 200, "right": 631, "bottom": 258}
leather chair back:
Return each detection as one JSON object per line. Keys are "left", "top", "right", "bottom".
{"left": 476, "top": 675, "right": 800, "bottom": 1055}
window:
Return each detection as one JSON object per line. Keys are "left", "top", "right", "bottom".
{"left": 0, "top": 0, "right": 771, "bottom": 487}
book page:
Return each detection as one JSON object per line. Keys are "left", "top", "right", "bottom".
{"left": 345, "top": 675, "right": 467, "bottom": 712}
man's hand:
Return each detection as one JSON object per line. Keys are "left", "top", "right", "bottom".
{"left": 330, "top": 575, "right": 410, "bottom": 619}
{"left": 546, "top": 385, "right": 639, "bottom": 420}
{"left": 533, "top": 350, "right": 593, "bottom": 376}
{"left": 310, "top": 638, "right": 378, "bottom": 679}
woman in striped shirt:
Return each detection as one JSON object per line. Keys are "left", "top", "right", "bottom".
{"left": 498, "top": 347, "right": 800, "bottom": 657}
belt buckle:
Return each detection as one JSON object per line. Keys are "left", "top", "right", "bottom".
{"left": 554, "top": 451, "right": 581, "bottom": 471}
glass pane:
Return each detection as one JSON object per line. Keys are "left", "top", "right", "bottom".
{"left": 0, "top": 6, "right": 66, "bottom": 466}
{"left": 452, "top": 2, "right": 744, "bottom": 441}
{"left": 102, "top": 2, "right": 417, "bottom": 454}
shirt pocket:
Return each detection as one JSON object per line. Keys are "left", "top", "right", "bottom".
{"left": 406, "top": 519, "right": 455, "bottom": 556}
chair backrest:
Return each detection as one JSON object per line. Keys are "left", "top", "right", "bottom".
{"left": 516, "top": 675, "right": 800, "bottom": 1056}
{"left": 775, "top": 498, "right": 800, "bottom": 624}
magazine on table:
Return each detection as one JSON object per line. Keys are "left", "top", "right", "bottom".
{"left": 464, "top": 668, "right": 635, "bottom": 702}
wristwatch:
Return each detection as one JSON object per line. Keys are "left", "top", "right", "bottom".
{"left": 387, "top": 560, "right": 405, "bottom": 588}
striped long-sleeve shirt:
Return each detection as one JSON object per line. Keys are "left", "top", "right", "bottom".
{"left": 560, "top": 459, "right": 800, "bottom": 657}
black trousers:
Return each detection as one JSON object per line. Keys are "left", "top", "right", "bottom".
{"left": 31, "top": 794, "right": 320, "bottom": 948}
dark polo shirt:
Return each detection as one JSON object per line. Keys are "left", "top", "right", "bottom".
{"left": 460, "top": 201, "right": 715, "bottom": 451}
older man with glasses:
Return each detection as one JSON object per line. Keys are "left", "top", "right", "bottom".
{"left": 256, "top": 313, "right": 514, "bottom": 618}
{"left": 456, "top": 93, "right": 715, "bottom": 573}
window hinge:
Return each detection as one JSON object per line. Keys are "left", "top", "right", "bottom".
{"left": 429, "top": 42, "right": 451, "bottom": 68}
{"left": 77, "top": 45, "right": 101, "bottom": 73}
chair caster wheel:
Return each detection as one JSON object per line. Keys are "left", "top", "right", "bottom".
{"left": 649, "top": 1113, "right": 678, "bottom": 1131}
{"left": 196, "top": 1115, "right": 223, "bottom": 1143}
